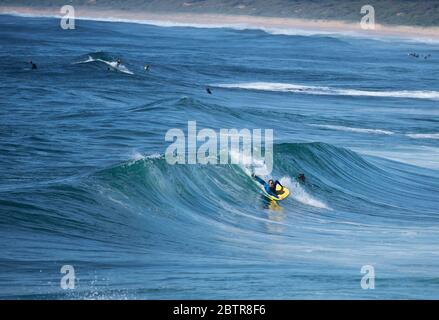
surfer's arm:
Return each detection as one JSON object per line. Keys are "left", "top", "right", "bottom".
{"left": 253, "top": 174, "right": 279, "bottom": 198}
{"left": 253, "top": 175, "right": 266, "bottom": 186}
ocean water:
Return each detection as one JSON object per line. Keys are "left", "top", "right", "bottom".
{"left": 1, "top": 14, "right": 439, "bottom": 299}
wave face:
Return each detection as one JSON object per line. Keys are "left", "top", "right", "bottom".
{"left": 1, "top": 14, "right": 439, "bottom": 299}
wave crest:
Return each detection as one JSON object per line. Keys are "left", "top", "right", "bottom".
{"left": 214, "top": 82, "right": 439, "bottom": 100}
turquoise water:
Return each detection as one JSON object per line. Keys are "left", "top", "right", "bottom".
{"left": 0, "top": 14, "right": 439, "bottom": 299}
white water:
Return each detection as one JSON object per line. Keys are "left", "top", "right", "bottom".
{"left": 215, "top": 82, "right": 439, "bottom": 100}
{"left": 229, "top": 148, "right": 329, "bottom": 209}
{"left": 406, "top": 133, "right": 439, "bottom": 140}
{"left": 311, "top": 124, "right": 395, "bottom": 135}
{"left": 75, "top": 55, "right": 134, "bottom": 75}
{"left": 280, "top": 176, "right": 330, "bottom": 210}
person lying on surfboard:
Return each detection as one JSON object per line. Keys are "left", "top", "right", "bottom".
{"left": 251, "top": 173, "right": 284, "bottom": 199}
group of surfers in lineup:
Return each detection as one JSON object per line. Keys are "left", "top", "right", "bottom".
{"left": 408, "top": 52, "right": 432, "bottom": 59}
{"left": 27, "top": 58, "right": 213, "bottom": 95}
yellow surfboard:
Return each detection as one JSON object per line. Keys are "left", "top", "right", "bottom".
{"left": 263, "top": 184, "right": 290, "bottom": 201}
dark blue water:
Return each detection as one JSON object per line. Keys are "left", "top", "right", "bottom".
{"left": 1, "top": 14, "right": 439, "bottom": 299}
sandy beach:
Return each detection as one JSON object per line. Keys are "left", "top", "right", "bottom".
{"left": 1, "top": 5, "right": 439, "bottom": 42}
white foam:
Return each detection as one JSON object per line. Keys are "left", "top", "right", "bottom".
{"left": 73, "top": 55, "right": 134, "bottom": 74}
{"left": 73, "top": 55, "right": 94, "bottom": 64}
{"left": 215, "top": 82, "right": 439, "bottom": 100}
{"left": 311, "top": 124, "right": 394, "bottom": 135}
{"left": 102, "top": 60, "right": 134, "bottom": 75}
{"left": 229, "top": 149, "right": 330, "bottom": 209}
{"left": 128, "top": 152, "right": 162, "bottom": 165}
{"left": 406, "top": 133, "right": 439, "bottom": 140}
{"left": 130, "top": 151, "right": 146, "bottom": 161}
{"left": 280, "top": 176, "right": 330, "bottom": 210}
{"left": 3, "top": 12, "right": 322, "bottom": 36}
{"left": 229, "top": 149, "right": 269, "bottom": 176}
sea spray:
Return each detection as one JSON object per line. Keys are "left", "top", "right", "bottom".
{"left": 280, "top": 176, "right": 330, "bottom": 210}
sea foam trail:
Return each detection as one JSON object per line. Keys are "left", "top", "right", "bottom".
{"left": 74, "top": 56, "right": 134, "bottom": 75}
{"left": 215, "top": 82, "right": 439, "bottom": 100}
{"left": 311, "top": 124, "right": 395, "bottom": 135}
{"left": 406, "top": 133, "right": 439, "bottom": 140}
{"left": 280, "top": 176, "right": 330, "bottom": 210}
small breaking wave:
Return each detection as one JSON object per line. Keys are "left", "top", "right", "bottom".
{"left": 311, "top": 124, "right": 395, "bottom": 135}
{"left": 214, "top": 82, "right": 439, "bottom": 100}
{"left": 280, "top": 176, "right": 330, "bottom": 210}
{"left": 74, "top": 55, "right": 134, "bottom": 75}
{"left": 406, "top": 133, "right": 439, "bottom": 140}
{"left": 129, "top": 151, "right": 162, "bottom": 163}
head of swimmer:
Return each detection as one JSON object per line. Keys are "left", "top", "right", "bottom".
{"left": 268, "top": 179, "right": 275, "bottom": 191}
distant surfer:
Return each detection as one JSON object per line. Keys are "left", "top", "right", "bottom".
{"left": 206, "top": 87, "right": 212, "bottom": 94}
{"left": 30, "top": 61, "right": 37, "bottom": 70}
{"left": 144, "top": 64, "right": 150, "bottom": 71}
{"left": 252, "top": 174, "right": 284, "bottom": 199}
{"left": 116, "top": 58, "right": 121, "bottom": 68}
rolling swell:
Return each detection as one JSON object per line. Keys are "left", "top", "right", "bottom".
{"left": 2, "top": 139, "right": 438, "bottom": 247}
{"left": 2, "top": 139, "right": 439, "bottom": 298}
{"left": 75, "top": 141, "right": 439, "bottom": 245}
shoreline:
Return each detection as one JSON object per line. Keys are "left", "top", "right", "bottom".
{"left": 1, "top": 5, "right": 439, "bottom": 42}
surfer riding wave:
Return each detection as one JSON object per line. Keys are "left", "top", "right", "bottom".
{"left": 252, "top": 173, "right": 285, "bottom": 199}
